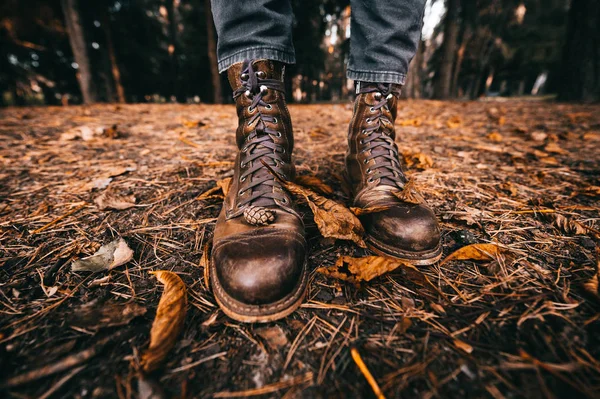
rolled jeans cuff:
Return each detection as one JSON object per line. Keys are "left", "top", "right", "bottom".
{"left": 218, "top": 46, "right": 296, "bottom": 73}
{"left": 346, "top": 68, "right": 406, "bottom": 85}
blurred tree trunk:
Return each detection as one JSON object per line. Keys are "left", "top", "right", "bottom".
{"left": 433, "top": 0, "right": 460, "bottom": 99}
{"left": 205, "top": 0, "right": 222, "bottom": 104}
{"left": 103, "top": 11, "right": 126, "bottom": 103}
{"left": 61, "top": 0, "right": 97, "bottom": 104}
{"left": 166, "top": 0, "right": 181, "bottom": 102}
{"left": 559, "top": 0, "right": 600, "bottom": 102}
{"left": 402, "top": 40, "right": 424, "bottom": 99}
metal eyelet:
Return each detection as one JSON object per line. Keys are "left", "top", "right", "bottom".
{"left": 241, "top": 73, "right": 249, "bottom": 81}
{"left": 260, "top": 85, "right": 268, "bottom": 94}
{"left": 359, "top": 139, "right": 364, "bottom": 144}
{"left": 365, "top": 118, "right": 371, "bottom": 124}
{"left": 244, "top": 90, "right": 251, "bottom": 97}
{"left": 273, "top": 117, "right": 278, "bottom": 124}
{"left": 241, "top": 145, "right": 248, "bottom": 152}
{"left": 265, "top": 104, "right": 272, "bottom": 110}
{"left": 240, "top": 161, "right": 246, "bottom": 168}
{"left": 257, "top": 71, "right": 266, "bottom": 79}
{"left": 386, "top": 93, "right": 394, "bottom": 100}
{"left": 276, "top": 132, "right": 282, "bottom": 138}
{"left": 367, "top": 177, "right": 375, "bottom": 183}
{"left": 363, "top": 159, "right": 369, "bottom": 164}
{"left": 238, "top": 189, "right": 245, "bottom": 196}
{"left": 281, "top": 148, "right": 286, "bottom": 154}
{"left": 239, "top": 176, "right": 246, "bottom": 182}
{"left": 369, "top": 107, "right": 375, "bottom": 113}
{"left": 366, "top": 168, "right": 372, "bottom": 174}
{"left": 280, "top": 197, "right": 289, "bottom": 204}
{"left": 374, "top": 92, "right": 382, "bottom": 100}
{"left": 248, "top": 106, "right": 256, "bottom": 114}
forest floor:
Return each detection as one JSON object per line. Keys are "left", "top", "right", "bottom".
{"left": 1, "top": 100, "right": 600, "bottom": 399}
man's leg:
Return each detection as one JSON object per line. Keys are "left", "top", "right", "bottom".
{"left": 209, "top": 1, "right": 307, "bottom": 323}
{"left": 347, "top": 0, "right": 426, "bottom": 84}
{"left": 211, "top": 0, "right": 296, "bottom": 72}
{"left": 345, "top": 0, "right": 442, "bottom": 264}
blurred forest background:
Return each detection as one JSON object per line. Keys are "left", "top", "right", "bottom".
{"left": 1, "top": 0, "right": 599, "bottom": 106}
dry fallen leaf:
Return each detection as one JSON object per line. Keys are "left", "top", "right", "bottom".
{"left": 439, "top": 243, "right": 502, "bottom": 266}
{"left": 392, "top": 180, "right": 423, "bottom": 204}
{"left": 140, "top": 271, "right": 187, "bottom": 373}
{"left": 275, "top": 176, "right": 366, "bottom": 247}
{"left": 553, "top": 214, "right": 588, "bottom": 235}
{"left": 487, "top": 132, "right": 503, "bottom": 142}
{"left": 397, "top": 118, "right": 422, "bottom": 127}
{"left": 295, "top": 175, "right": 334, "bottom": 195}
{"left": 216, "top": 177, "right": 232, "bottom": 197}
{"left": 403, "top": 151, "right": 434, "bottom": 169}
{"left": 94, "top": 192, "right": 136, "bottom": 210}
{"left": 318, "top": 255, "right": 417, "bottom": 283}
{"left": 544, "top": 142, "right": 567, "bottom": 154}
{"left": 71, "top": 238, "right": 133, "bottom": 272}
{"left": 446, "top": 116, "right": 462, "bottom": 129}
{"left": 350, "top": 205, "right": 392, "bottom": 216}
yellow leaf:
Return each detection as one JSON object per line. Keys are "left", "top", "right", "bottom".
{"left": 295, "top": 175, "right": 334, "bottom": 195}
{"left": 544, "top": 142, "right": 567, "bottom": 154}
{"left": 397, "top": 118, "right": 422, "bottom": 127}
{"left": 440, "top": 243, "right": 502, "bottom": 266}
{"left": 141, "top": 271, "right": 187, "bottom": 373}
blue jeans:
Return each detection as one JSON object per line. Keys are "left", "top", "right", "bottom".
{"left": 210, "top": 0, "right": 426, "bottom": 85}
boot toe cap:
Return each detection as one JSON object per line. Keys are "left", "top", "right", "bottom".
{"left": 367, "top": 205, "right": 441, "bottom": 252}
{"left": 212, "top": 232, "right": 306, "bottom": 305}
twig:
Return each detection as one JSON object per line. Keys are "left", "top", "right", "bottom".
{"left": 351, "top": 347, "right": 386, "bottom": 399}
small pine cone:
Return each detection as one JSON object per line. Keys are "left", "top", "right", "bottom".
{"left": 243, "top": 206, "right": 276, "bottom": 226}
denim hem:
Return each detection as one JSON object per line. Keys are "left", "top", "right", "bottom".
{"left": 218, "top": 47, "right": 296, "bottom": 73}
{"left": 347, "top": 68, "right": 407, "bottom": 85}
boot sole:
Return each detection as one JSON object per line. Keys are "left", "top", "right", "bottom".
{"left": 366, "top": 235, "right": 443, "bottom": 266}
{"left": 209, "top": 260, "right": 308, "bottom": 323}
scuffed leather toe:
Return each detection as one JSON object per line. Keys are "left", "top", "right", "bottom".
{"left": 366, "top": 204, "right": 441, "bottom": 253}
{"left": 213, "top": 231, "right": 305, "bottom": 305}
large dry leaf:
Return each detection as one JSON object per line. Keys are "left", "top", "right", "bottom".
{"left": 295, "top": 175, "right": 334, "bottom": 195}
{"left": 71, "top": 238, "right": 133, "bottom": 272}
{"left": 282, "top": 180, "right": 366, "bottom": 247}
{"left": 439, "top": 243, "right": 502, "bottom": 266}
{"left": 140, "top": 271, "right": 187, "bottom": 373}
{"left": 392, "top": 180, "right": 423, "bottom": 205}
{"left": 94, "top": 191, "right": 136, "bottom": 210}
{"left": 318, "top": 255, "right": 419, "bottom": 283}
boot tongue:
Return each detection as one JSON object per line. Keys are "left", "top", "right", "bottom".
{"left": 227, "top": 60, "right": 284, "bottom": 91}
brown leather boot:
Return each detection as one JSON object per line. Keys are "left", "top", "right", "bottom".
{"left": 210, "top": 59, "right": 307, "bottom": 323}
{"left": 346, "top": 82, "right": 442, "bottom": 265}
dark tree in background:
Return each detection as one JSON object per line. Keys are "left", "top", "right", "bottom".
{"left": 433, "top": 0, "right": 460, "bottom": 99}
{"left": 559, "top": 0, "right": 600, "bottom": 102}
{"left": 1, "top": 0, "right": 598, "bottom": 104}
{"left": 61, "top": 0, "right": 97, "bottom": 103}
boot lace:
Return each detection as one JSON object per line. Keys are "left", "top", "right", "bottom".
{"left": 231, "top": 60, "right": 288, "bottom": 213}
{"left": 358, "top": 83, "right": 405, "bottom": 189}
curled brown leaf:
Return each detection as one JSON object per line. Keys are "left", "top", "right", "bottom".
{"left": 392, "top": 180, "right": 423, "bottom": 205}
{"left": 439, "top": 243, "right": 502, "bottom": 266}
{"left": 350, "top": 205, "right": 392, "bottom": 216}
{"left": 140, "top": 271, "right": 187, "bottom": 373}
{"left": 295, "top": 175, "right": 334, "bottom": 195}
